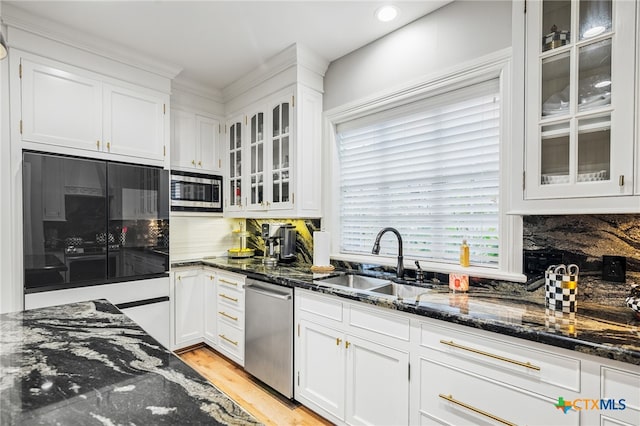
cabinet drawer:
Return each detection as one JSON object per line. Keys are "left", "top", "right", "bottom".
{"left": 601, "top": 366, "right": 640, "bottom": 424}
{"left": 298, "top": 290, "right": 343, "bottom": 323}
{"left": 217, "top": 321, "right": 244, "bottom": 363}
{"left": 216, "top": 286, "right": 244, "bottom": 310}
{"left": 217, "top": 305, "right": 244, "bottom": 330}
{"left": 420, "top": 321, "right": 581, "bottom": 394}
{"left": 217, "top": 272, "right": 245, "bottom": 290}
{"left": 348, "top": 304, "right": 410, "bottom": 342}
{"left": 418, "top": 357, "right": 578, "bottom": 426}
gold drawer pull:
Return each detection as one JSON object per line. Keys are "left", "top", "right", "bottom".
{"left": 219, "top": 311, "right": 238, "bottom": 321}
{"left": 219, "top": 334, "right": 238, "bottom": 346}
{"left": 336, "top": 338, "right": 342, "bottom": 346}
{"left": 220, "top": 293, "right": 238, "bottom": 302}
{"left": 440, "top": 340, "right": 540, "bottom": 371}
{"left": 439, "top": 394, "right": 516, "bottom": 426}
{"left": 219, "top": 279, "right": 238, "bottom": 286}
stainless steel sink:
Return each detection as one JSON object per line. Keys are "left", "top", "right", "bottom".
{"left": 314, "top": 274, "right": 393, "bottom": 290}
{"left": 370, "top": 282, "right": 434, "bottom": 301}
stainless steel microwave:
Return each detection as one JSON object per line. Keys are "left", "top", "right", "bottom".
{"left": 170, "top": 171, "right": 222, "bottom": 212}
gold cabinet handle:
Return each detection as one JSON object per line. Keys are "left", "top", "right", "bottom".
{"left": 177, "top": 276, "right": 181, "bottom": 281}
{"left": 192, "top": 160, "right": 196, "bottom": 165}
{"left": 439, "top": 340, "right": 540, "bottom": 371}
{"left": 209, "top": 275, "right": 214, "bottom": 280}
{"left": 219, "top": 334, "right": 238, "bottom": 346}
{"left": 220, "top": 293, "right": 238, "bottom": 302}
{"left": 198, "top": 161, "right": 202, "bottom": 166}
{"left": 106, "top": 142, "right": 111, "bottom": 151}
{"left": 345, "top": 341, "right": 351, "bottom": 349}
{"left": 219, "top": 311, "right": 238, "bottom": 321}
{"left": 336, "top": 338, "right": 342, "bottom": 346}
{"left": 439, "top": 394, "right": 516, "bottom": 426}
{"left": 219, "top": 278, "right": 238, "bottom": 286}
{"left": 96, "top": 140, "right": 100, "bottom": 149}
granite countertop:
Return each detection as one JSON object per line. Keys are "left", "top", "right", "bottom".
{"left": 173, "top": 257, "right": 640, "bottom": 366}
{"left": 0, "top": 299, "right": 260, "bottom": 425}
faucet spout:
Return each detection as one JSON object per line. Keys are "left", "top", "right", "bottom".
{"left": 371, "top": 227, "right": 404, "bottom": 279}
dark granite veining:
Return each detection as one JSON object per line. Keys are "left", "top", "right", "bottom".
{"left": 0, "top": 300, "right": 260, "bottom": 425}
{"left": 175, "top": 258, "right": 640, "bottom": 366}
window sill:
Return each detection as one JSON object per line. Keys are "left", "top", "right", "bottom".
{"left": 330, "top": 253, "right": 527, "bottom": 284}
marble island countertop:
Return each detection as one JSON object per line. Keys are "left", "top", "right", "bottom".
{"left": 0, "top": 299, "right": 260, "bottom": 426}
{"left": 174, "top": 257, "right": 640, "bottom": 366}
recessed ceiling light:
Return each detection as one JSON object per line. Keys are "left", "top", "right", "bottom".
{"left": 375, "top": 5, "right": 399, "bottom": 22}
{"left": 583, "top": 25, "right": 606, "bottom": 38}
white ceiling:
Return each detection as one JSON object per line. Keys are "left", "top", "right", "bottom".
{"left": 3, "top": 1, "right": 451, "bottom": 94}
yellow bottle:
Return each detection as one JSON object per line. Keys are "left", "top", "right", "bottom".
{"left": 460, "top": 239, "right": 470, "bottom": 267}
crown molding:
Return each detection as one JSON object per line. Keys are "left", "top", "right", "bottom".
{"left": 221, "top": 42, "right": 329, "bottom": 103}
{"left": 2, "top": 3, "right": 182, "bottom": 80}
{"left": 171, "top": 78, "right": 224, "bottom": 104}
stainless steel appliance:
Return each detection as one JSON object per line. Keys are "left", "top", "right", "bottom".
{"left": 170, "top": 170, "right": 222, "bottom": 212}
{"left": 245, "top": 279, "right": 294, "bottom": 398}
{"left": 260, "top": 223, "right": 297, "bottom": 265}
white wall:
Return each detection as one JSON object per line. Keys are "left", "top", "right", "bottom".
{"left": 170, "top": 216, "right": 241, "bottom": 262}
{"left": 323, "top": 0, "right": 512, "bottom": 110}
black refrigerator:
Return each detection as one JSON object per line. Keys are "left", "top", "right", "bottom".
{"left": 23, "top": 151, "right": 169, "bottom": 293}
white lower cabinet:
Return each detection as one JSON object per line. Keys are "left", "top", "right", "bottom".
{"left": 172, "top": 268, "right": 203, "bottom": 348}
{"left": 295, "top": 289, "right": 638, "bottom": 426}
{"left": 295, "top": 289, "right": 410, "bottom": 425}
{"left": 171, "top": 267, "right": 245, "bottom": 365}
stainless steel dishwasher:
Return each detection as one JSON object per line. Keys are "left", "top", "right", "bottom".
{"left": 244, "top": 278, "right": 294, "bottom": 398}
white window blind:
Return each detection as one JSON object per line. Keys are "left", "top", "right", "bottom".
{"left": 336, "top": 78, "right": 500, "bottom": 267}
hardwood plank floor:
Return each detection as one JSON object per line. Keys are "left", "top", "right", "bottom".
{"left": 180, "top": 346, "right": 332, "bottom": 426}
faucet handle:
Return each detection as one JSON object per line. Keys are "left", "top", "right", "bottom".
{"left": 414, "top": 260, "right": 425, "bottom": 283}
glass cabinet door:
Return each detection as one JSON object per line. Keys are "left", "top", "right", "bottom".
{"left": 249, "top": 111, "right": 265, "bottom": 208}
{"left": 270, "top": 100, "right": 292, "bottom": 207}
{"left": 228, "top": 120, "right": 243, "bottom": 208}
{"left": 525, "top": 0, "right": 634, "bottom": 199}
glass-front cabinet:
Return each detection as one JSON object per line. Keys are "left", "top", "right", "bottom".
{"left": 524, "top": 0, "right": 635, "bottom": 199}
{"left": 269, "top": 96, "right": 293, "bottom": 210}
{"left": 227, "top": 116, "right": 244, "bottom": 211}
{"left": 248, "top": 110, "right": 265, "bottom": 209}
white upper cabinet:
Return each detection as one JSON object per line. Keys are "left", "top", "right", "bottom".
{"left": 171, "top": 109, "right": 221, "bottom": 174}
{"left": 226, "top": 115, "right": 245, "bottom": 213}
{"left": 17, "top": 53, "right": 169, "bottom": 165}
{"left": 21, "top": 58, "right": 102, "bottom": 152}
{"left": 103, "top": 84, "right": 166, "bottom": 161}
{"left": 514, "top": 0, "right": 639, "bottom": 213}
{"left": 222, "top": 44, "right": 327, "bottom": 218}
{"left": 225, "top": 86, "right": 322, "bottom": 218}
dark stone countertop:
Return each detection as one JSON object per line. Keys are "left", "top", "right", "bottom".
{"left": 0, "top": 299, "right": 260, "bottom": 425}
{"left": 173, "top": 257, "right": 640, "bottom": 366}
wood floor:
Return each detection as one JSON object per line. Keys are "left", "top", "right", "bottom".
{"left": 179, "top": 346, "right": 332, "bottom": 426}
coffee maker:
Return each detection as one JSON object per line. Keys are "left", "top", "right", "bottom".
{"left": 261, "top": 223, "right": 297, "bottom": 266}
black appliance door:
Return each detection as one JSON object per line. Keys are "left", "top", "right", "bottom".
{"left": 23, "top": 152, "right": 108, "bottom": 291}
{"left": 108, "top": 163, "right": 169, "bottom": 280}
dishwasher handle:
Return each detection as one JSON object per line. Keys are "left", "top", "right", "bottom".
{"left": 246, "top": 284, "right": 292, "bottom": 300}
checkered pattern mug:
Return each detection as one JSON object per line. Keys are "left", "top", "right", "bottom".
{"left": 545, "top": 264, "right": 579, "bottom": 313}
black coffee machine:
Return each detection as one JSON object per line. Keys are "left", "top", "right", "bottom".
{"left": 261, "top": 223, "right": 297, "bottom": 265}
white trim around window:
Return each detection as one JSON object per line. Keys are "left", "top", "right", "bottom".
{"left": 323, "top": 48, "right": 525, "bottom": 282}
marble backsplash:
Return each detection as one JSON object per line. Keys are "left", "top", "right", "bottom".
{"left": 523, "top": 214, "right": 640, "bottom": 280}
{"left": 245, "top": 219, "right": 320, "bottom": 264}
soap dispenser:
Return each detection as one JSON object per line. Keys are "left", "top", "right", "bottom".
{"left": 460, "top": 239, "right": 470, "bottom": 267}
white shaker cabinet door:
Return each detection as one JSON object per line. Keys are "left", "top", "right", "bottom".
{"left": 197, "top": 115, "right": 221, "bottom": 173}
{"left": 171, "top": 109, "right": 197, "bottom": 170}
{"left": 345, "top": 334, "right": 410, "bottom": 426}
{"left": 297, "top": 320, "right": 346, "bottom": 422}
{"left": 103, "top": 84, "right": 166, "bottom": 161}
{"left": 21, "top": 58, "right": 102, "bottom": 151}
{"left": 173, "top": 269, "right": 204, "bottom": 348}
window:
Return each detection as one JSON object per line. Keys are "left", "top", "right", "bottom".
{"left": 335, "top": 79, "right": 500, "bottom": 267}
